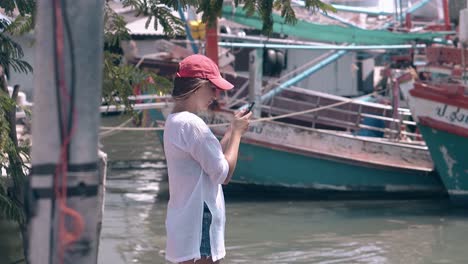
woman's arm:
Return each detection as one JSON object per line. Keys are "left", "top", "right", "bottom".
{"left": 223, "top": 111, "right": 251, "bottom": 185}
{"left": 222, "top": 130, "right": 242, "bottom": 185}
{"left": 220, "top": 125, "right": 232, "bottom": 151}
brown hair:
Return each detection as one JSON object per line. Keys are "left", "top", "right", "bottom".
{"left": 172, "top": 77, "right": 210, "bottom": 100}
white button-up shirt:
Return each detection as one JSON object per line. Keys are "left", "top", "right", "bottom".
{"left": 163, "top": 111, "right": 229, "bottom": 263}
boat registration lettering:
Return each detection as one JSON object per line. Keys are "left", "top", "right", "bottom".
{"left": 435, "top": 104, "right": 468, "bottom": 125}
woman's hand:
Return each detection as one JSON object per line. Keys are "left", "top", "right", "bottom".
{"left": 231, "top": 110, "right": 252, "bottom": 135}
{"left": 222, "top": 110, "right": 252, "bottom": 184}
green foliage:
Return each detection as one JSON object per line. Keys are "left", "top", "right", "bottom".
{"left": 122, "top": 0, "right": 187, "bottom": 37}
{"left": 0, "top": 20, "right": 33, "bottom": 74}
{"left": 273, "top": 0, "right": 296, "bottom": 25}
{"left": 104, "top": 4, "right": 132, "bottom": 48}
{"left": 0, "top": 90, "right": 14, "bottom": 146}
{"left": 123, "top": 0, "right": 331, "bottom": 35}
{"left": 259, "top": 0, "right": 274, "bottom": 36}
{"left": 103, "top": 3, "right": 173, "bottom": 113}
{"left": 7, "top": 15, "right": 35, "bottom": 36}
{"left": 0, "top": 0, "right": 35, "bottom": 36}
{"left": 0, "top": 184, "right": 25, "bottom": 224}
{"left": 102, "top": 52, "right": 172, "bottom": 115}
{"left": 0, "top": 90, "right": 27, "bottom": 224}
{"left": 0, "top": 2, "right": 32, "bottom": 224}
{"left": 0, "top": 0, "right": 35, "bottom": 16}
{"left": 0, "top": 0, "right": 34, "bottom": 229}
{"left": 126, "top": 0, "right": 333, "bottom": 35}
{"left": 243, "top": 0, "right": 336, "bottom": 35}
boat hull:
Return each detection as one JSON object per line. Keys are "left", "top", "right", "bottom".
{"left": 409, "top": 82, "right": 468, "bottom": 204}
{"left": 157, "top": 109, "right": 444, "bottom": 199}
{"left": 417, "top": 125, "right": 468, "bottom": 203}
{"left": 232, "top": 138, "right": 444, "bottom": 199}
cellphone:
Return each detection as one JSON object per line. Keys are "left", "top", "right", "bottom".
{"left": 242, "top": 102, "right": 255, "bottom": 116}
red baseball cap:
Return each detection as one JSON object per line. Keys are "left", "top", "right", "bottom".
{"left": 176, "top": 54, "right": 234, "bottom": 90}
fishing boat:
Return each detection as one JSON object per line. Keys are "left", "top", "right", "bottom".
{"left": 109, "top": 1, "right": 457, "bottom": 198}
{"left": 408, "top": 44, "right": 468, "bottom": 204}
{"left": 152, "top": 79, "right": 446, "bottom": 198}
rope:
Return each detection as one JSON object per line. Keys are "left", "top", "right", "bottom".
{"left": 99, "top": 116, "right": 134, "bottom": 137}
{"left": 262, "top": 50, "right": 337, "bottom": 94}
{"left": 99, "top": 89, "right": 387, "bottom": 132}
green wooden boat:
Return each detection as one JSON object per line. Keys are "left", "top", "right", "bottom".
{"left": 153, "top": 84, "right": 446, "bottom": 199}
{"left": 409, "top": 80, "right": 468, "bottom": 204}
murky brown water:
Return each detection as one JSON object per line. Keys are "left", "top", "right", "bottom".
{"left": 98, "top": 115, "right": 468, "bottom": 264}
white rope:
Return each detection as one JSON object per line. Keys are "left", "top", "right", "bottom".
{"left": 262, "top": 50, "right": 337, "bottom": 94}
{"left": 99, "top": 116, "right": 135, "bottom": 137}
{"left": 99, "top": 89, "right": 387, "bottom": 132}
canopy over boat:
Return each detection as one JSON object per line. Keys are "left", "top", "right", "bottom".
{"left": 221, "top": 5, "right": 450, "bottom": 45}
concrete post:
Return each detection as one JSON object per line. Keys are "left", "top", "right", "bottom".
{"left": 28, "top": 1, "right": 105, "bottom": 263}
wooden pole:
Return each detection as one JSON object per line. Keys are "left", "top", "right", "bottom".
{"left": 206, "top": 20, "right": 219, "bottom": 65}
{"left": 28, "top": 1, "right": 105, "bottom": 263}
{"left": 248, "top": 49, "right": 263, "bottom": 118}
{"left": 443, "top": 0, "right": 451, "bottom": 30}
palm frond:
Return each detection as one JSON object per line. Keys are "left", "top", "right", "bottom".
{"left": 0, "top": 1, "right": 16, "bottom": 15}
{"left": 235, "top": 0, "right": 334, "bottom": 35}
{"left": 0, "top": 33, "right": 33, "bottom": 74}
{"left": 303, "top": 0, "right": 336, "bottom": 13}
{"left": 122, "top": 0, "right": 185, "bottom": 37}
{"left": 0, "top": 189, "right": 25, "bottom": 223}
{"left": 152, "top": 5, "right": 185, "bottom": 37}
{"left": 159, "top": 0, "right": 200, "bottom": 11}
{"left": 259, "top": 0, "right": 274, "bottom": 35}
{"left": 104, "top": 3, "right": 131, "bottom": 48}
{"left": 273, "top": 0, "right": 296, "bottom": 25}
{"left": 6, "top": 15, "right": 34, "bottom": 36}
{"left": 101, "top": 51, "right": 172, "bottom": 114}
{"left": 0, "top": 70, "right": 28, "bottom": 226}
{"left": 197, "top": 0, "right": 222, "bottom": 27}
{"left": 0, "top": 0, "right": 35, "bottom": 17}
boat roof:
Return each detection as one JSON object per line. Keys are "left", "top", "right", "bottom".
{"left": 221, "top": 5, "right": 449, "bottom": 45}
{"left": 110, "top": 0, "right": 450, "bottom": 44}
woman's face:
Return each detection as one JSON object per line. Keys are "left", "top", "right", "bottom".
{"left": 193, "top": 83, "right": 217, "bottom": 111}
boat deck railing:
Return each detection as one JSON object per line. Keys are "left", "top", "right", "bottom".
{"left": 263, "top": 103, "right": 421, "bottom": 142}
{"left": 252, "top": 85, "right": 423, "bottom": 143}
{"left": 224, "top": 74, "right": 422, "bottom": 143}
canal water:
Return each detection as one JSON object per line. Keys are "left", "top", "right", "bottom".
{"left": 98, "top": 116, "right": 468, "bottom": 264}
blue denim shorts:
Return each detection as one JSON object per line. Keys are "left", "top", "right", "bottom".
{"left": 200, "top": 203, "right": 212, "bottom": 257}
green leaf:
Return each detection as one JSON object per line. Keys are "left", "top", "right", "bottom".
{"left": 0, "top": 190, "right": 25, "bottom": 223}
{"left": 303, "top": 0, "right": 336, "bottom": 13}
{"left": 7, "top": 15, "right": 34, "bottom": 36}
{"left": 3, "top": 0, "right": 36, "bottom": 16}
{"left": 104, "top": 3, "right": 131, "bottom": 48}
{"left": 0, "top": 32, "right": 33, "bottom": 74}
{"left": 235, "top": 0, "right": 334, "bottom": 35}
{"left": 101, "top": 51, "right": 172, "bottom": 115}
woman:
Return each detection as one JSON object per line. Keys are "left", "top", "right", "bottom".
{"left": 163, "top": 54, "right": 251, "bottom": 264}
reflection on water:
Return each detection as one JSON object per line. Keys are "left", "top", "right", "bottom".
{"left": 97, "top": 164, "right": 168, "bottom": 264}
{"left": 98, "top": 163, "right": 468, "bottom": 264}
{"left": 98, "top": 115, "right": 468, "bottom": 264}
